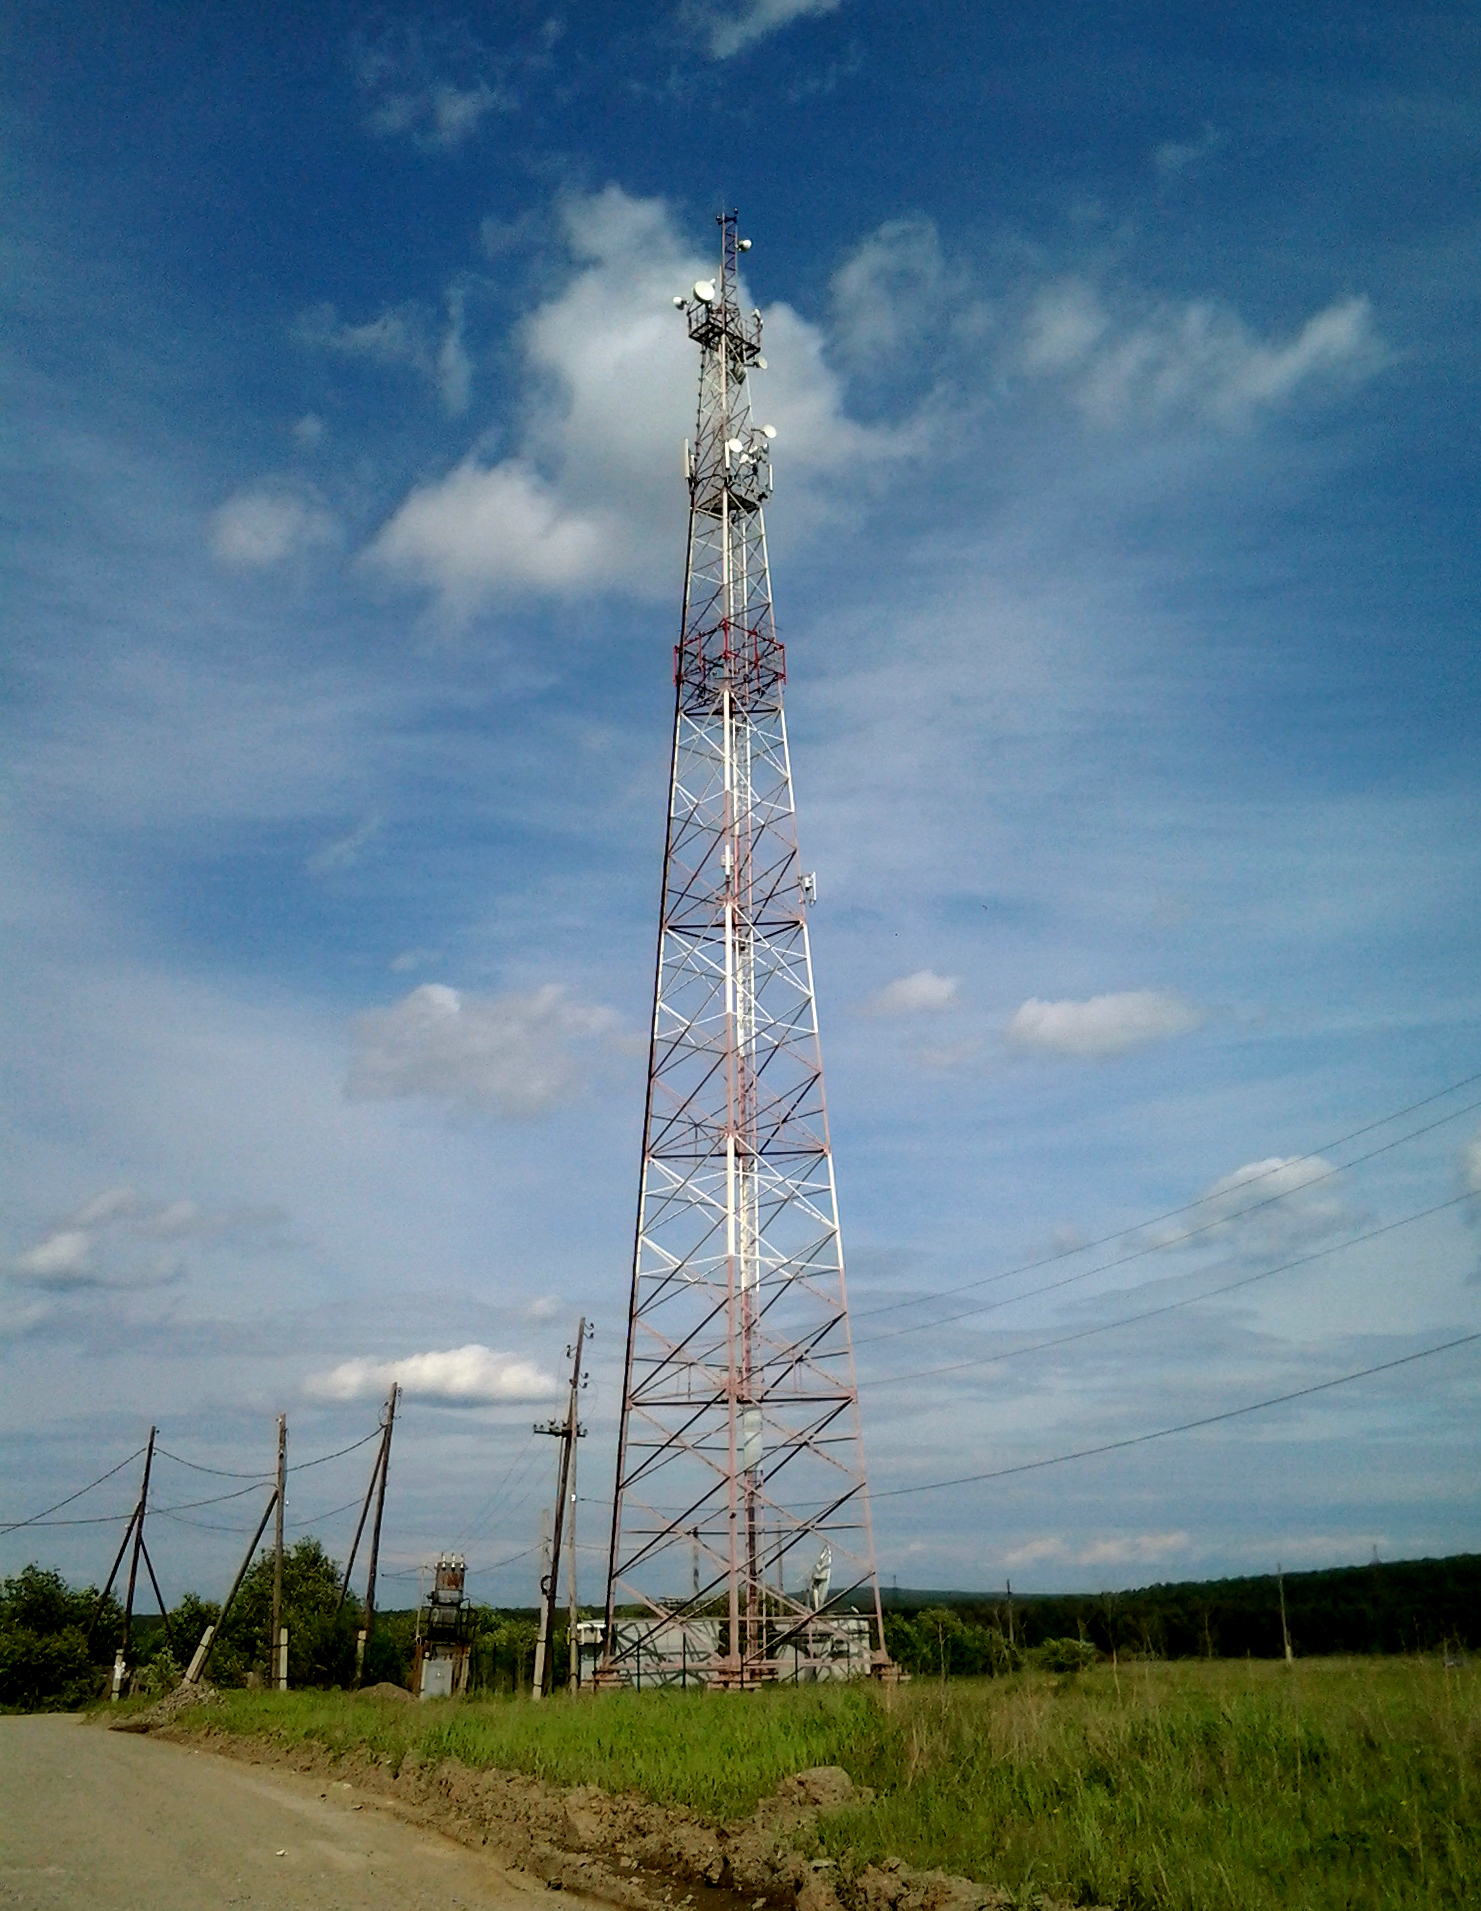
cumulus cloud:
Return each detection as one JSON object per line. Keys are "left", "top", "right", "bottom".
{"left": 306, "top": 1344, "right": 559, "bottom": 1405}
{"left": 1005, "top": 990, "right": 1202, "bottom": 1059}
{"left": 829, "top": 216, "right": 984, "bottom": 371}
{"left": 696, "top": 0, "right": 843, "bottom": 59}
{"left": 1020, "top": 280, "right": 1385, "bottom": 427}
{"left": 209, "top": 487, "right": 338, "bottom": 568}
{"left": 347, "top": 982, "right": 621, "bottom": 1116}
{"left": 295, "top": 292, "right": 472, "bottom": 414}
{"left": 366, "top": 185, "right": 895, "bottom": 614}
{"left": 6, "top": 1188, "right": 282, "bottom": 1293}
{"left": 1003, "top": 1531, "right": 1190, "bottom": 1570}
{"left": 862, "top": 969, "right": 959, "bottom": 1016}
{"left": 1145, "top": 1153, "right": 1349, "bottom": 1256}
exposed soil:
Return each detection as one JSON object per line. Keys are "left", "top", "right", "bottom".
{"left": 158, "top": 1722, "right": 1097, "bottom": 1911}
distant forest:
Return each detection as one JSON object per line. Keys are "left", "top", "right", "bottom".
{"left": 866, "top": 1553, "right": 1479, "bottom": 1669}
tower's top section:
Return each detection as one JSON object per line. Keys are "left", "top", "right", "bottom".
{"left": 671, "top": 212, "right": 782, "bottom": 711}
{"left": 678, "top": 210, "right": 764, "bottom": 365}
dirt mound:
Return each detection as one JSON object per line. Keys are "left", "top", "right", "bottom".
{"left": 359, "top": 1681, "right": 413, "bottom": 1702}
{"left": 110, "top": 1679, "right": 222, "bottom": 1734}
{"left": 163, "top": 1729, "right": 1099, "bottom": 1911}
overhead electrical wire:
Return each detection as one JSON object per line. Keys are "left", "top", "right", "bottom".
{"left": 0, "top": 1444, "right": 146, "bottom": 1534}
{"left": 853, "top": 1067, "right": 1481, "bottom": 1329}
{"left": 872, "top": 1330, "right": 1481, "bottom": 1500}
{"left": 859, "top": 1188, "right": 1476, "bottom": 1391}
{"left": 853, "top": 1090, "right": 1481, "bottom": 1350}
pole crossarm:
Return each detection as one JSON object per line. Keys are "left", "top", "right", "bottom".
{"left": 603, "top": 212, "right": 889, "bottom": 1688}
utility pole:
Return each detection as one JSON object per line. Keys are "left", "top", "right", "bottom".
{"left": 1278, "top": 1564, "right": 1293, "bottom": 1664}
{"left": 339, "top": 1385, "right": 398, "bottom": 1687}
{"left": 1006, "top": 1579, "right": 1015, "bottom": 1649}
{"left": 567, "top": 1399, "right": 580, "bottom": 1694}
{"left": 360, "top": 1385, "right": 397, "bottom": 1686}
{"left": 271, "top": 1414, "right": 287, "bottom": 1692}
{"left": 95, "top": 1429, "right": 161, "bottom": 1700}
{"left": 532, "top": 1318, "right": 586, "bottom": 1700}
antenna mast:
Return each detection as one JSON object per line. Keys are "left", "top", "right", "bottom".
{"left": 602, "top": 212, "right": 889, "bottom": 1687}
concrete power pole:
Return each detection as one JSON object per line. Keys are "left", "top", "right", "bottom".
{"left": 1278, "top": 1564, "right": 1293, "bottom": 1664}
{"left": 271, "top": 1414, "right": 287, "bottom": 1691}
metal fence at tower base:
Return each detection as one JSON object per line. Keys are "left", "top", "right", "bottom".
{"left": 580, "top": 1614, "right": 881, "bottom": 1690}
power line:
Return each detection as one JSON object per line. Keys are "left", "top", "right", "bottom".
{"left": 854, "top": 1091, "right": 1481, "bottom": 1350}
{"left": 873, "top": 1330, "right": 1481, "bottom": 1501}
{"left": 6, "top": 1512, "right": 136, "bottom": 1529}
{"left": 854, "top": 1067, "right": 1481, "bottom": 1330}
{"left": 0, "top": 1445, "right": 147, "bottom": 1535}
{"left": 153, "top": 1448, "right": 270, "bottom": 1480}
{"left": 289, "top": 1427, "right": 383, "bottom": 1472}
{"left": 154, "top": 1481, "right": 276, "bottom": 1515}
{"left": 860, "top": 1189, "right": 1476, "bottom": 1391}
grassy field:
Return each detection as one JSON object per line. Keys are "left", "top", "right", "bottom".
{"left": 187, "top": 1657, "right": 1479, "bottom": 1910}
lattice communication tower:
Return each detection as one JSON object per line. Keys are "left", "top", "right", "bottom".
{"left": 601, "top": 213, "right": 889, "bottom": 1686}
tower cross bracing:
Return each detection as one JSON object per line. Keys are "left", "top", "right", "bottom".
{"left": 602, "top": 212, "right": 889, "bottom": 1686}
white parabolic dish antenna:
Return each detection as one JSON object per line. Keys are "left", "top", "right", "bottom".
{"left": 693, "top": 279, "right": 716, "bottom": 303}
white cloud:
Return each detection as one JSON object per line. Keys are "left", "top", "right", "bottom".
{"left": 295, "top": 293, "right": 472, "bottom": 415}
{"left": 12, "top": 1228, "right": 93, "bottom": 1283}
{"left": 369, "top": 80, "right": 503, "bottom": 148}
{"left": 347, "top": 982, "right": 621, "bottom": 1116}
{"left": 830, "top": 217, "right": 962, "bottom": 368}
{"left": 523, "top": 1295, "right": 561, "bottom": 1322}
{"left": 292, "top": 412, "right": 325, "bottom": 446}
{"left": 1145, "top": 1154, "right": 1349, "bottom": 1255}
{"left": 367, "top": 186, "right": 895, "bottom": 614}
{"left": 208, "top": 488, "right": 337, "bottom": 568}
{"left": 698, "top": 0, "right": 842, "bottom": 58}
{"left": 1154, "top": 124, "right": 1224, "bottom": 180}
{"left": 306, "top": 814, "right": 381, "bottom": 878}
{"left": 1003, "top": 1530, "right": 1190, "bottom": 1570}
{"left": 389, "top": 947, "right": 439, "bottom": 974}
{"left": 863, "top": 969, "right": 959, "bottom": 1016}
{"left": 1022, "top": 280, "right": 1111, "bottom": 372}
{"left": 1005, "top": 990, "right": 1203, "bottom": 1059}
{"left": 369, "top": 459, "right": 615, "bottom": 607}
{"left": 1021, "top": 281, "right": 1384, "bottom": 428}
{"left": 306, "top": 1344, "right": 559, "bottom": 1405}
{"left": 5, "top": 1186, "right": 281, "bottom": 1294}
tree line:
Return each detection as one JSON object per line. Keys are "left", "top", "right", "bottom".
{"left": 5, "top": 1547, "right": 1475, "bottom": 1708}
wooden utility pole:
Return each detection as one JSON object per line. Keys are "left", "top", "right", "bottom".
{"left": 532, "top": 1318, "right": 585, "bottom": 1700}
{"left": 359, "top": 1385, "right": 397, "bottom": 1686}
{"left": 271, "top": 1414, "right": 287, "bottom": 1691}
{"left": 120, "top": 1426, "right": 157, "bottom": 1671}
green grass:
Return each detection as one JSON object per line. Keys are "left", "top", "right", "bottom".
{"left": 197, "top": 1658, "right": 1480, "bottom": 1910}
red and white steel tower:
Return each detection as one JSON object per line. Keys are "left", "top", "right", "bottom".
{"left": 602, "top": 213, "right": 889, "bottom": 1686}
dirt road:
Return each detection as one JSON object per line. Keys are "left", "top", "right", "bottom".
{"left": 0, "top": 1713, "right": 585, "bottom": 1911}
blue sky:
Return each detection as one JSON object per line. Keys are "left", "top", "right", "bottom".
{"left": 3, "top": 0, "right": 1479, "bottom": 1607}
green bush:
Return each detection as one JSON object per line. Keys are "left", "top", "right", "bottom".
{"left": 0, "top": 1565, "right": 119, "bottom": 1710}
